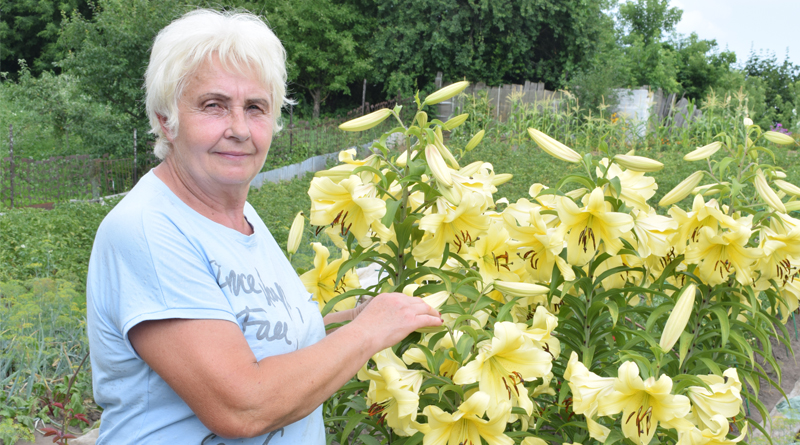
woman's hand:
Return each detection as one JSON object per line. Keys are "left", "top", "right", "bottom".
{"left": 348, "top": 292, "right": 442, "bottom": 352}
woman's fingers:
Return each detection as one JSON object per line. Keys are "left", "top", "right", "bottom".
{"left": 352, "top": 292, "right": 442, "bottom": 349}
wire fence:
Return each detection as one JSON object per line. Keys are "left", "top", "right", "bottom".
{"left": 0, "top": 153, "right": 160, "bottom": 208}
{"left": 0, "top": 95, "right": 416, "bottom": 208}
{"left": 263, "top": 95, "right": 416, "bottom": 171}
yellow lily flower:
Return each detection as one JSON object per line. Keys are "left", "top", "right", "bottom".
{"left": 684, "top": 225, "right": 762, "bottom": 286}
{"left": 461, "top": 222, "right": 520, "bottom": 283}
{"left": 414, "top": 194, "right": 490, "bottom": 263}
{"left": 357, "top": 348, "right": 425, "bottom": 436}
{"left": 453, "top": 322, "right": 552, "bottom": 415}
{"left": 563, "top": 352, "right": 616, "bottom": 441}
{"left": 778, "top": 276, "right": 800, "bottom": 322}
{"left": 686, "top": 369, "right": 742, "bottom": 431}
{"left": 503, "top": 207, "right": 574, "bottom": 283}
{"left": 299, "top": 243, "right": 359, "bottom": 312}
{"left": 416, "top": 391, "right": 513, "bottom": 445}
{"left": 754, "top": 225, "right": 800, "bottom": 289}
{"left": 308, "top": 175, "right": 388, "bottom": 246}
{"left": 677, "top": 415, "right": 747, "bottom": 445}
{"left": 519, "top": 306, "right": 561, "bottom": 359}
{"left": 631, "top": 208, "right": 678, "bottom": 259}
{"left": 598, "top": 361, "right": 691, "bottom": 445}
{"left": 557, "top": 187, "right": 634, "bottom": 266}
{"left": 668, "top": 195, "right": 738, "bottom": 255}
{"left": 598, "top": 160, "right": 657, "bottom": 211}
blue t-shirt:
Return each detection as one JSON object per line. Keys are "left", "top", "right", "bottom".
{"left": 86, "top": 171, "right": 326, "bottom": 444}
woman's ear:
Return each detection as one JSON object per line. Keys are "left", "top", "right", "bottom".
{"left": 157, "top": 114, "right": 174, "bottom": 142}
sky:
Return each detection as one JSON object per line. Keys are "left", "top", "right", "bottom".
{"left": 671, "top": 0, "right": 800, "bottom": 67}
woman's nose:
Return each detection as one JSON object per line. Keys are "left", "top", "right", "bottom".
{"left": 225, "top": 107, "right": 251, "bottom": 141}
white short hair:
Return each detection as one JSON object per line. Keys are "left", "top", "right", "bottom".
{"left": 145, "top": 9, "right": 288, "bottom": 160}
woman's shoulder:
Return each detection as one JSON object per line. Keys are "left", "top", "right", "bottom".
{"left": 96, "top": 172, "right": 182, "bottom": 242}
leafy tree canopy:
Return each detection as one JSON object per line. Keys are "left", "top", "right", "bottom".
{"left": 744, "top": 50, "right": 800, "bottom": 127}
{"left": 0, "top": 0, "right": 92, "bottom": 77}
{"left": 58, "top": 0, "right": 192, "bottom": 148}
{"left": 241, "top": 0, "right": 373, "bottom": 119}
{"left": 368, "top": 0, "right": 614, "bottom": 95}
{"left": 617, "top": 0, "right": 681, "bottom": 46}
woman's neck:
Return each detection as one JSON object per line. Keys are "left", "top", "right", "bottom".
{"left": 153, "top": 160, "right": 253, "bottom": 235}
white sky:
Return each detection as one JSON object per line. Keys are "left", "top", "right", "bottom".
{"left": 671, "top": 0, "right": 800, "bottom": 66}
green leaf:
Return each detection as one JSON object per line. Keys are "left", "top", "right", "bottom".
{"left": 381, "top": 198, "right": 402, "bottom": 228}
{"left": 555, "top": 174, "right": 595, "bottom": 191}
{"left": 358, "top": 434, "right": 381, "bottom": 445}
{"left": 339, "top": 411, "right": 367, "bottom": 444}
{"left": 607, "top": 300, "right": 619, "bottom": 327}
{"left": 645, "top": 303, "right": 673, "bottom": 332}
{"left": 709, "top": 306, "right": 730, "bottom": 347}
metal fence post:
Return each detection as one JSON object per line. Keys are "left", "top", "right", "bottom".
{"left": 9, "top": 124, "right": 14, "bottom": 208}
{"left": 290, "top": 103, "right": 294, "bottom": 152}
{"left": 133, "top": 128, "right": 138, "bottom": 185}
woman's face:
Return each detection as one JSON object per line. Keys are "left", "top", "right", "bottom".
{"left": 162, "top": 58, "right": 273, "bottom": 192}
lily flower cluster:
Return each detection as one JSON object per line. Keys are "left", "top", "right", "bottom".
{"left": 288, "top": 82, "right": 797, "bottom": 444}
{"left": 565, "top": 352, "right": 745, "bottom": 445}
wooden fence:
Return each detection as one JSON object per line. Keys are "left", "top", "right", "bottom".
{"left": 433, "top": 76, "right": 699, "bottom": 128}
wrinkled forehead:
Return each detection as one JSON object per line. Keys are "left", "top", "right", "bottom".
{"left": 176, "top": 52, "right": 272, "bottom": 103}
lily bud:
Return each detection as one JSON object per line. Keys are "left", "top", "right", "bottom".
{"left": 774, "top": 171, "right": 787, "bottom": 179}
{"left": 527, "top": 128, "right": 582, "bottom": 163}
{"left": 492, "top": 173, "right": 513, "bottom": 186}
{"left": 659, "top": 284, "right": 696, "bottom": 351}
{"left": 763, "top": 131, "right": 796, "bottom": 145}
{"left": 659, "top": 171, "right": 704, "bottom": 206}
{"left": 421, "top": 290, "right": 450, "bottom": 311}
{"left": 423, "top": 80, "right": 470, "bottom": 105}
{"left": 396, "top": 149, "right": 418, "bottom": 167}
{"left": 492, "top": 280, "right": 550, "bottom": 297}
{"left": 614, "top": 154, "right": 664, "bottom": 172}
{"left": 459, "top": 161, "right": 484, "bottom": 176}
{"left": 465, "top": 130, "right": 485, "bottom": 152}
{"left": 425, "top": 144, "right": 453, "bottom": 187}
{"left": 755, "top": 170, "right": 786, "bottom": 212}
{"left": 743, "top": 117, "right": 753, "bottom": 127}
{"left": 775, "top": 180, "right": 800, "bottom": 197}
{"left": 443, "top": 113, "right": 469, "bottom": 131}
{"left": 287, "top": 211, "right": 305, "bottom": 255}
{"left": 692, "top": 182, "right": 729, "bottom": 196}
{"left": 786, "top": 202, "right": 800, "bottom": 212}
{"left": 414, "top": 111, "right": 428, "bottom": 128}
{"left": 684, "top": 141, "right": 723, "bottom": 161}
{"left": 434, "top": 138, "right": 460, "bottom": 169}
{"left": 339, "top": 108, "right": 392, "bottom": 132}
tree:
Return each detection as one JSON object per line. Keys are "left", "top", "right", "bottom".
{"left": 617, "top": 0, "right": 681, "bottom": 47}
{"left": 58, "top": 0, "right": 191, "bottom": 154}
{"left": 615, "top": 0, "right": 684, "bottom": 93}
{"left": 367, "top": 0, "right": 613, "bottom": 96}
{"left": 671, "top": 33, "right": 736, "bottom": 100}
{"left": 0, "top": 0, "right": 91, "bottom": 77}
{"left": 744, "top": 49, "right": 800, "bottom": 127}
{"left": 244, "top": 0, "right": 373, "bottom": 119}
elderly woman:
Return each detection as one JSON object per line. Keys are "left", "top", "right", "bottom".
{"left": 86, "top": 9, "right": 441, "bottom": 444}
